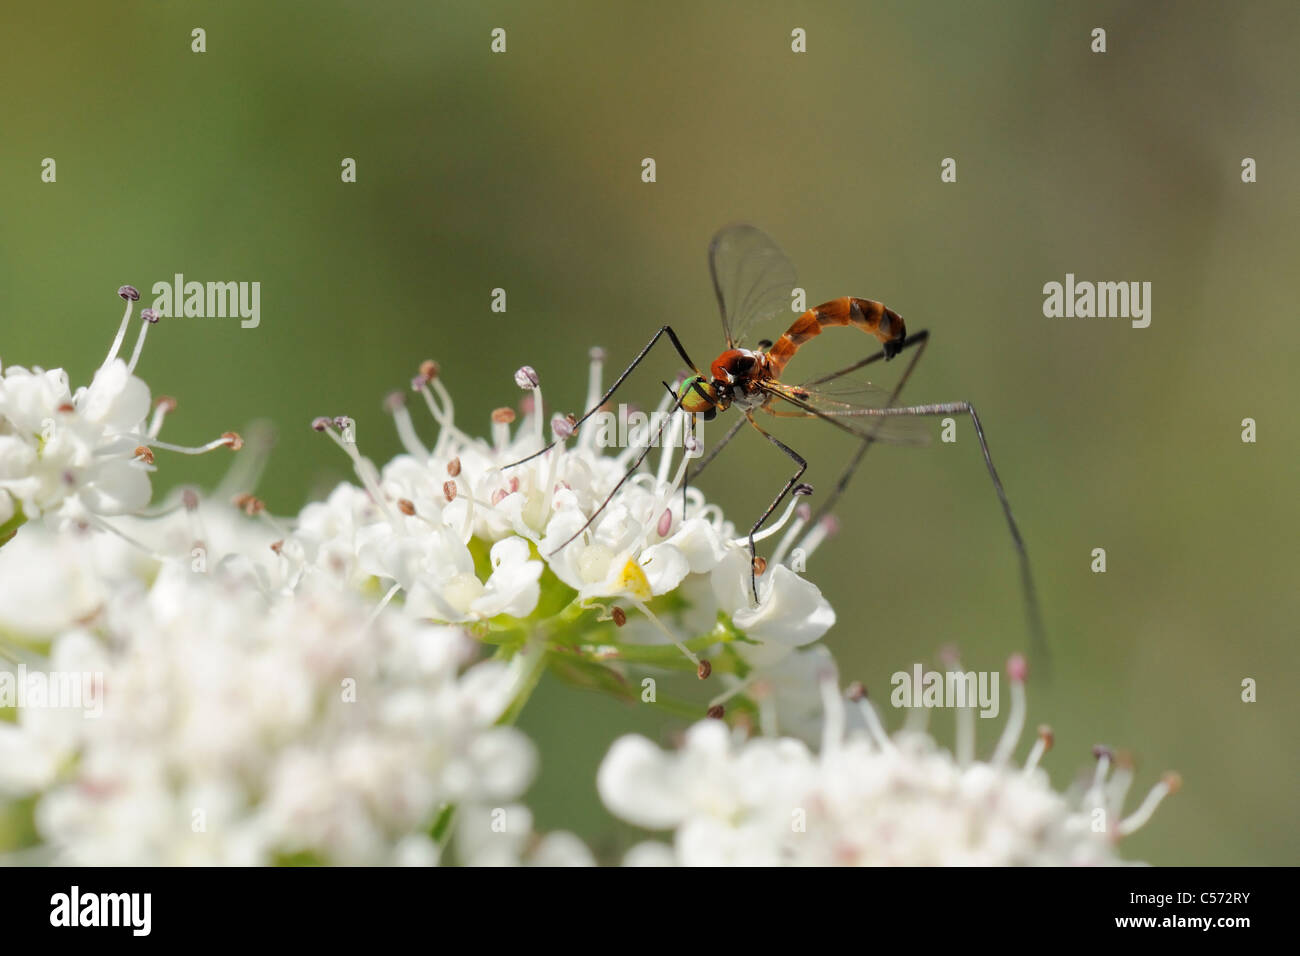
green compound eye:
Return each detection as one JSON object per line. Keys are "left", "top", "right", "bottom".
{"left": 676, "top": 375, "right": 717, "bottom": 414}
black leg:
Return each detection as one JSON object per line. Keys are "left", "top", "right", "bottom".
{"left": 743, "top": 412, "right": 808, "bottom": 603}
{"left": 505, "top": 325, "right": 702, "bottom": 469}
{"left": 808, "top": 330, "right": 930, "bottom": 525}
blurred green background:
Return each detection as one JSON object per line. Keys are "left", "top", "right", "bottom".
{"left": 2, "top": 1, "right": 1296, "bottom": 865}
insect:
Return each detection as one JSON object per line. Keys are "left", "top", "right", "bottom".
{"left": 507, "top": 224, "right": 1045, "bottom": 656}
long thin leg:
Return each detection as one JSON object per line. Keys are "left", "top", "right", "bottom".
{"left": 743, "top": 412, "right": 808, "bottom": 603}
{"left": 505, "top": 325, "right": 703, "bottom": 469}
{"left": 761, "top": 386, "right": 1047, "bottom": 666}
{"left": 809, "top": 330, "right": 930, "bottom": 525}
{"left": 685, "top": 414, "right": 745, "bottom": 483}
{"left": 546, "top": 390, "right": 692, "bottom": 555}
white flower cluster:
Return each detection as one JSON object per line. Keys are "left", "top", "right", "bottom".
{"left": 598, "top": 656, "right": 1180, "bottom": 866}
{"left": 0, "top": 292, "right": 1177, "bottom": 866}
{"left": 0, "top": 564, "right": 571, "bottom": 865}
{"left": 285, "top": 353, "right": 840, "bottom": 676}
{"left": 0, "top": 287, "right": 238, "bottom": 541}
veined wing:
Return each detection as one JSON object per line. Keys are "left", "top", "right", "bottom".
{"left": 758, "top": 380, "right": 933, "bottom": 447}
{"left": 708, "top": 224, "right": 798, "bottom": 350}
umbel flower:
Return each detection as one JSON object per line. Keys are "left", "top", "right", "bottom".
{"left": 598, "top": 655, "right": 1179, "bottom": 866}
{"left": 0, "top": 306, "right": 1180, "bottom": 867}
{"left": 0, "top": 287, "right": 240, "bottom": 544}
{"left": 292, "top": 352, "right": 842, "bottom": 717}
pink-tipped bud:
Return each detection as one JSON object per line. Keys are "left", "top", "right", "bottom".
{"left": 1006, "top": 653, "right": 1028, "bottom": 683}
{"left": 384, "top": 391, "right": 406, "bottom": 412}
{"left": 657, "top": 509, "right": 672, "bottom": 537}
{"left": 818, "top": 514, "right": 841, "bottom": 537}
{"left": 589, "top": 346, "right": 606, "bottom": 362}
{"left": 796, "top": 503, "right": 812, "bottom": 522}
{"left": 181, "top": 488, "right": 200, "bottom": 510}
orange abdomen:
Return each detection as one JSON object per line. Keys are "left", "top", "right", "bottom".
{"left": 766, "top": 297, "right": 906, "bottom": 376}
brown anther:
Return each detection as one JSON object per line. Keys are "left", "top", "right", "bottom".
{"left": 1162, "top": 771, "right": 1183, "bottom": 795}
{"left": 446, "top": 457, "right": 462, "bottom": 477}
{"left": 491, "top": 407, "right": 516, "bottom": 425}
{"left": 270, "top": 540, "right": 285, "bottom": 554}
{"left": 443, "top": 481, "right": 457, "bottom": 502}
{"left": 1037, "top": 725, "right": 1055, "bottom": 750}
{"left": 846, "top": 680, "right": 867, "bottom": 701}
{"left": 611, "top": 606, "right": 627, "bottom": 627}
{"left": 397, "top": 498, "right": 416, "bottom": 516}
{"left": 1115, "top": 748, "right": 1136, "bottom": 770}
{"left": 222, "top": 431, "right": 243, "bottom": 451}
{"left": 752, "top": 555, "right": 767, "bottom": 576}
{"left": 706, "top": 704, "right": 725, "bottom": 720}
{"left": 133, "top": 446, "right": 155, "bottom": 465}
{"left": 419, "top": 359, "right": 440, "bottom": 382}
{"left": 233, "top": 493, "right": 265, "bottom": 516}
{"left": 154, "top": 395, "right": 178, "bottom": 413}
{"left": 697, "top": 659, "right": 712, "bottom": 680}
{"left": 182, "top": 488, "right": 200, "bottom": 510}
{"left": 57, "top": 403, "right": 75, "bottom": 414}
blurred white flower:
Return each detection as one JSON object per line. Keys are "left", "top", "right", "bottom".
{"left": 599, "top": 656, "right": 1179, "bottom": 866}
{"left": 0, "top": 565, "right": 552, "bottom": 865}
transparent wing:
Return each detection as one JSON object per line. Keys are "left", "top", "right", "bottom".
{"left": 708, "top": 224, "right": 799, "bottom": 349}
{"left": 758, "top": 379, "right": 934, "bottom": 447}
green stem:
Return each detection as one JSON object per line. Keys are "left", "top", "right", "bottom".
{"left": 495, "top": 638, "right": 549, "bottom": 726}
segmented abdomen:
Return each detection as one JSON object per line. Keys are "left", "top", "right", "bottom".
{"left": 766, "top": 297, "right": 906, "bottom": 376}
